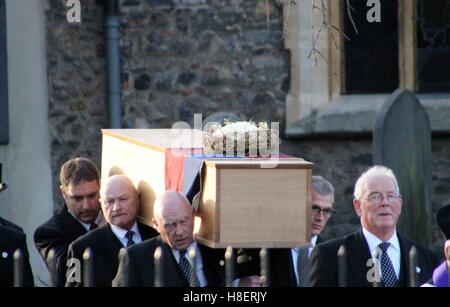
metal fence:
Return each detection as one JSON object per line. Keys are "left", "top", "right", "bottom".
{"left": 11, "top": 245, "right": 450, "bottom": 287}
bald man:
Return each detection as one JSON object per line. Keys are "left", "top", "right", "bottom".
{"left": 66, "top": 175, "right": 158, "bottom": 287}
{"left": 113, "top": 190, "right": 227, "bottom": 287}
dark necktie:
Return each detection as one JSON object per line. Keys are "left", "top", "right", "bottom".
{"left": 179, "top": 250, "right": 200, "bottom": 287}
{"left": 296, "top": 247, "right": 310, "bottom": 287}
{"left": 125, "top": 230, "right": 135, "bottom": 247}
{"left": 379, "top": 242, "right": 398, "bottom": 287}
{"left": 89, "top": 223, "right": 98, "bottom": 231}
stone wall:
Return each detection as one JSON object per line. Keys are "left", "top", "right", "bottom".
{"left": 119, "top": 0, "right": 288, "bottom": 130}
{"left": 45, "top": 0, "right": 450, "bottom": 255}
{"left": 46, "top": 0, "right": 107, "bottom": 207}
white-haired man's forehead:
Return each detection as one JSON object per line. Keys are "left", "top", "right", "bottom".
{"left": 363, "top": 174, "right": 399, "bottom": 192}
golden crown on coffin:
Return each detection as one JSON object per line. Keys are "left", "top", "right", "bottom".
{"left": 202, "top": 120, "right": 280, "bottom": 156}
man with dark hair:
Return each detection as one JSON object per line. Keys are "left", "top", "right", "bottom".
{"left": 34, "top": 157, "right": 104, "bottom": 287}
{"left": 66, "top": 175, "right": 158, "bottom": 287}
{"left": 0, "top": 163, "right": 34, "bottom": 287}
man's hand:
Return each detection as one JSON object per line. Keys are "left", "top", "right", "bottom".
{"left": 237, "top": 275, "right": 261, "bottom": 287}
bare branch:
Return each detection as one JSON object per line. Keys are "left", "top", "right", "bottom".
{"left": 346, "top": 0, "right": 359, "bottom": 35}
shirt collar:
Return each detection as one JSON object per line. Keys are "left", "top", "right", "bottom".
{"left": 173, "top": 241, "right": 197, "bottom": 261}
{"left": 362, "top": 227, "right": 400, "bottom": 255}
{"left": 110, "top": 221, "right": 139, "bottom": 240}
{"left": 292, "top": 236, "right": 317, "bottom": 253}
{"left": 310, "top": 235, "right": 318, "bottom": 247}
{"left": 67, "top": 207, "right": 104, "bottom": 231}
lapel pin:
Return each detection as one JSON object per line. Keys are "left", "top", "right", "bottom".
{"left": 2, "top": 252, "right": 8, "bottom": 258}
{"left": 415, "top": 266, "right": 421, "bottom": 274}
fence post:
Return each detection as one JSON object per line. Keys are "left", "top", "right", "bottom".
{"left": 154, "top": 247, "right": 163, "bottom": 287}
{"left": 409, "top": 246, "right": 417, "bottom": 287}
{"left": 337, "top": 245, "right": 346, "bottom": 287}
{"left": 188, "top": 248, "right": 198, "bottom": 287}
{"left": 259, "top": 248, "right": 270, "bottom": 287}
{"left": 83, "top": 247, "right": 93, "bottom": 287}
{"left": 225, "top": 247, "right": 234, "bottom": 287}
{"left": 13, "top": 249, "right": 24, "bottom": 287}
{"left": 47, "top": 249, "right": 57, "bottom": 287}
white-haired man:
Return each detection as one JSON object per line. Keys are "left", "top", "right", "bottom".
{"left": 310, "top": 165, "right": 439, "bottom": 287}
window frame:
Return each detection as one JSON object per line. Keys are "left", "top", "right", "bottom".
{"left": 282, "top": 0, "right": 449, "bottom": 137}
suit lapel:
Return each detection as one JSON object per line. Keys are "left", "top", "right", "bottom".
{"left": 159, "top": 238, "right": 189, "bottom": 287}
{"left": 398, "top": 235, "right": 410, "bottom": 287}
{"left": 105, "top": 224, "right": 125, "bottom": 251}
{"left": 60, "top": 205, "right": 88, "bottom": 239}
{"left": 346, "top": 229, "right": 374, "bottom": 286}
{"left": 137, "top": 222, "right": 158, "bottom": 241}
{"left": 284, "top": 249, "right": 297, "bottom": 287}
{"left": 198, "top": 243, "right": 222, "bottom": 287}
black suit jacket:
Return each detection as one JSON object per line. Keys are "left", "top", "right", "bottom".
{"left": 34, "top": 204, "right": 89, "bottom": 287}
{"left": 113, "top": 236, "right": 225, "bottom": 287}
{"left": 0, "top": 216, "right": 24, "bottom": 233}
{"left": 270, "top": 236, "right": 325, "bottom": 287}
{"left": 309, "top": 228, "right": 440, "bottom": 287}
{"left": 0, "top": 226, "right": 34, "bottom": 287}
{"left": 66, "top": 222, "right": 158, "bottom": 287}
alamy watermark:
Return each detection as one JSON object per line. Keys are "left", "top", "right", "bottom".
{"left": 366, "top": 0, "right": 381, "bottom": 23}
{"left": 66, "top": 0, "right": 81, "bottom": 23}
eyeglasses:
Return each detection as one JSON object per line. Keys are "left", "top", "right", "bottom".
{"left": 312, "top": 205, "right": 335, "bottom": 217}
{"left": 361, "top": 193, "right": 401, "bottom": 205}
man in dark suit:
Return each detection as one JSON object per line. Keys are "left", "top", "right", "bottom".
{"left": 310, "top": 165, "right": 439, "bottom": 287}
{"left": 113, "top": 190, "right": 226, "bottom": 287}
{"left": 0, "top": 225, "right": 34, "bottom": 287}
{"left": 269, "top": 175, "right": 335, "bottom": 287}
{"left": 0, "top": 216, "right": 23, "bottom": 233}
{"left": 66, "top": 175, "right": 158, "bottom": 287}
{"left": 0, "top": 166, "right": 34, "bottom": 287}
{"left": 34, "top": 157, "right": 104, "bottom": 287}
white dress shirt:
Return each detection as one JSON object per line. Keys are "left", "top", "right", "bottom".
{"left": 110, "top": 222, "right": 143, "bottom": 247}
{"left": 362, "top": 227, "right": 401, "bottom": 279}
{"left": 172, "top": 241, "right": 207, "bottom": 287}
{"left": 68, "top": 209, "right": 105, "bottom": 231}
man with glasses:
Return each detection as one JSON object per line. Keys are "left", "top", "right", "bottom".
{"left": 310, "top": 165, "right": 439, "bottom": 287}
{"left": 268, "top": 175, "right": 335, "bottom": 286}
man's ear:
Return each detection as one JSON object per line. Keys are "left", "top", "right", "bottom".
{"left": 152, "top": 217, "right": 159, "bottom": 230}
{"left": 60, "top": 185, "right": 68, "bottom": 202}
{"left": 135, "top": 191, "right": 140, "bottom": 208}
{"left": 353, "top": 198, "right": 362, "bottom": 217}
